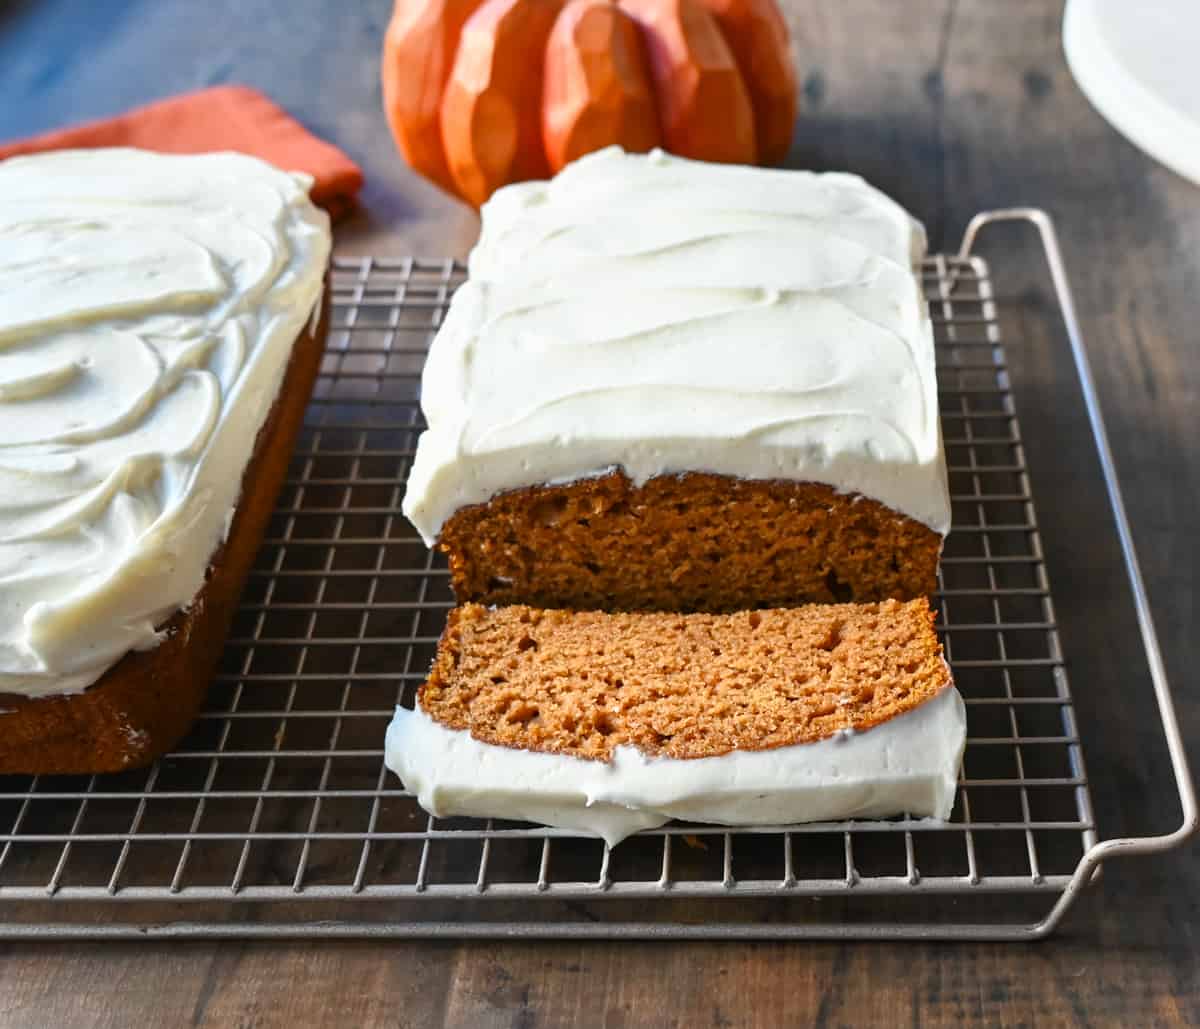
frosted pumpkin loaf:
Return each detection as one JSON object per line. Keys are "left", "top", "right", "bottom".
{"left": 387, "top": 600, "right": 966, "bottom": 846}
{"left": 402, "top": 147, "right": 951, "bottom": 612}
{"left": 0, "top": 149, "right": 331, "bottom": 774}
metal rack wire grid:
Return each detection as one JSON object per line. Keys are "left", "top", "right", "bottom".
{"left": 3, "top": 216, "right": 1187, "bottom": 941}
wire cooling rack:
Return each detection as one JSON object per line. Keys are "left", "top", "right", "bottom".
{"left": 0, "top": 210, "right": 1193, "bottom": 941}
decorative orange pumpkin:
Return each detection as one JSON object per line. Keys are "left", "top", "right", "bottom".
{"left": 382, "top": 0, "right": 797, "bottom": 207}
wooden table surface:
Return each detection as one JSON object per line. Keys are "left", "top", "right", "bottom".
{"left": 1, "top": 0, "right": 1197, "bottom": 1025}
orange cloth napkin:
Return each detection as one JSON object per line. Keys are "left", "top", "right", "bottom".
{"left": 0, "top": 85, "right": 363, "bottom": 221}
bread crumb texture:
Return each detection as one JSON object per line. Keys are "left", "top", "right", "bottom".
{"left": 419, "top": 599, "right": 950, "bottom": 761}
{"left": 439, "top": 471, "right": 941, "bottom": 612}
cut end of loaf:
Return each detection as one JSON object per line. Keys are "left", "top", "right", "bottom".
{"left": 438, "top": 471, "right": 942, "bottom": 612}
{"left": 418, "top": 598, "right": 951, "bottom": 761}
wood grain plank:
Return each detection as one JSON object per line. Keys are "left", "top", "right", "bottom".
{"left": 2, "top": 935, "right": 1196, "bottom": 1027}
{"left": 0, "top": 941, "right": 460, "bottom": 1029}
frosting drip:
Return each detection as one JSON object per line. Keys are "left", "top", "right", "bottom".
{"left": 403, "top": 147, "right": 950, "bottom": 544}
{"left": 0, "top": 149, "right": 330, "bottom": 699}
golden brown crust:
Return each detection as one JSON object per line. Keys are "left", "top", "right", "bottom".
{"left": 438, "top": 471, "right": 942, "bottom": 612}
{"left": 419, "top": 599, "right": 950, "bottom": 761}
{"left": 0, "top": 286, "right": 330, "bottom": 775}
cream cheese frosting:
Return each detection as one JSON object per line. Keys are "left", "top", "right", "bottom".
{"left": 386, "top": 686, "right": 967, "bottom": 848}
{"left": 0, "top": 148, "right": 330, "bottom": 699}
{"left": 402, "top": 146, "right": 950, "bottom": 544}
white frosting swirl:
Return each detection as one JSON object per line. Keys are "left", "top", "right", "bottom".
{"left": 403, "top": 147, "right": 950, "bottom": 544}
{"left": 0, "top": 149, "right": 330, "bottom": 699}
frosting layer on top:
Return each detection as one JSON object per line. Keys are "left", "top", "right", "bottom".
{"left": 0, "top": 148, "right": 330, "bottom": 699}
{"left": 403, "top": 146, "right": 950, "bottom": 544}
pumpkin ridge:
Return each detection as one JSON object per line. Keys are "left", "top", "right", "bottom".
{"left": 383, "top": 0, "right": 797, "bottom": 204}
